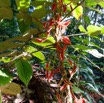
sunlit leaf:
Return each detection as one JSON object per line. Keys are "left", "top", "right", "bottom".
{"left": 71, "top": 3, "right": 83, "bottom": 20}
{"left": 16, "top": 0, "right": 30, "bottom": 12}
{"left": 101, "top": 26, "right": 104, "bottom": 34}
{"left": 87, "top": 25, "right": 101, "bottom": 36}
{"left": 32, "top": 36, "right": 55, "bottom": 47}
{"left": 24, "top": 46, "right": 45, "bottom": 60}
{"left": 15, "top": 59, "right": 33, "bottom": 87}
{"left": 79, "top": 25, "right": 87, "bottom": 33}
{"left": 98, "top": 1, "right": 104, "bottom": 7}
{"left": 1, "top": 57, "right": 11, "bottom": 63}
{"left": 32, "top": 51, "right": 45, "bottom": 61}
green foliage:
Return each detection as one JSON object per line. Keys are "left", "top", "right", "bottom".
{"left": 0, "top": 0, "right": 104, "bottom": 102}
{"left": 14, "top": 59, "right": 33, "bottom": 87}
{"left": 25, "top": 46, "right": 45, "bottom": 60}
{"left": 0, "top": 69, "right": 12, "bottom": 86}
{"left": 32, "top": 36, "right": 55, "bottom": 47}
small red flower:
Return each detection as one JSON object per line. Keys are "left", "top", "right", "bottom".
{"left": 61, "top": 36, "right": 71, "bottom": 45}
{"left": 63, "top": 5, "right": 67, "bottom": 12}
{"left": 52, "top": 3, "right": 57, "bottom": 11}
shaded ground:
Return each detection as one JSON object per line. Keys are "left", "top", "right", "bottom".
{"left": 1, "top": 66, "right": 104, "bottom": 103}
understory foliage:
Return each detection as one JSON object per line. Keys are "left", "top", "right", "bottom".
{"left": 0, "top": 0, "right": 104, "bottom": 103}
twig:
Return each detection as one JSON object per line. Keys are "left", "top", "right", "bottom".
{"left": 67, "top": 33, "right": 87, "bottom": 37}
{"left": 83, "top": 55, "right": 101, "bottom": 69}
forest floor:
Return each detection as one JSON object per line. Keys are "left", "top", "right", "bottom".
{"left": 1, "top": 65, "right": 104, "bottom": 103}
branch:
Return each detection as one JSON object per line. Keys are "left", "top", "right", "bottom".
{"left": 67, "top": 33, "right": 87, "bottom": 37}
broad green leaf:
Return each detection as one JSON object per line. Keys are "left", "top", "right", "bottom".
{"left": 0, "top": 82, "right": 21, "bottom": 96}
{"left": 98, "top": 1, "right": 104, "bottom": 7}
{"left": 31, "top": 5, "right": 47, "bottom": 19}
{"left": 0, "top": 41, "right": 23, "bottom": 52}
{"left": 32, "top": 51, "right": 45, "bottom": 61}
{"left": 0, "top": 8, "right": 13, "bottom": 19}
{"left": 31, "top": 0, "right": 51, "bottom": 7}
{"left": 0, "top": 0, "right": 10, "bottom": 7}
{"left": 71, "top": 3, "right": 83, "bottom": 20}
{"left": 16, "top": 0, "right": 30, "bottom": 12}
{"left": 0, "top": 69, "right": 12, "bottom": 86}
{"left": 79, "top": 25, "right": 87, "bottom": 33}
{"left": 73, "top": 86, "right": 83, "bottom": 94}
{"left": 24, "top": 46, "right": 36, "bottom": 53}
{"left": 24, "top": 46, "right": 45, "bottom": 60}
{"left": 15, "top": 59, "right": 33, "bottom": 87}
{"left": 32, "top": 18, "right": 43, "bottom": 30}
{"left": 87, "top": 25, "right": 101, "bottom": 36}
{"left": 16, "top": 12, "right": 32, "bottom": 26}
{"left": 32, "top": 36, "right": 55, "bottom": 47}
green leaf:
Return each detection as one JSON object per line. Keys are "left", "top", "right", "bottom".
{"left": 32, "top": 36, "right": 55, "bottom": 47}
{"left": 16, "top": 12, "right": 32, "bottom": 26}
{"left": 31, "top": 0, "right": 51, "bottom": 7}
{"left": 0, "top": 41, "right": 23, "bottom": 52}
{"left": 87, "top": 25, "right": 101, "bottom": 36}
{"left": 0, "top": 0, "right": 11, "bottom": 7}
{"left": 32, "top": 51, "right": 45, "bottom": 61}
{"left": 73, "top": 86, "right": 83, "bottom": 94}
{"left": 71, "top": 3, "right": 83, "bottom": 20}
{"left": 31, "top": 5, "right": 48, "bottom": 19}
{"left": 0, "top": 8, "right": 13, "bottom": 19}
{"left": 101, "top": 26, "right": 104, "bottom": 34}
{"left": 79, "top": 25, "right": 87, "bottom": 33}
{"left": 15, "top": 59, "right": 33, "bottom": 87}
{"left": 24, "top": 46, "right": 45, "bottom": 60}
{"left": 86, "top": 0, "right": 97, "bottom": 6}
{"left": 0, "top": 69, "right": 12, "bottom": 86}
{"left": 98, "top": 1, "right": 104, "bottom": 7}
{"left": 16, "top": 0, "right": 30, "bottom": 12}
{"left": 0, "top": 57, "right": 11, "bottom": 63}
